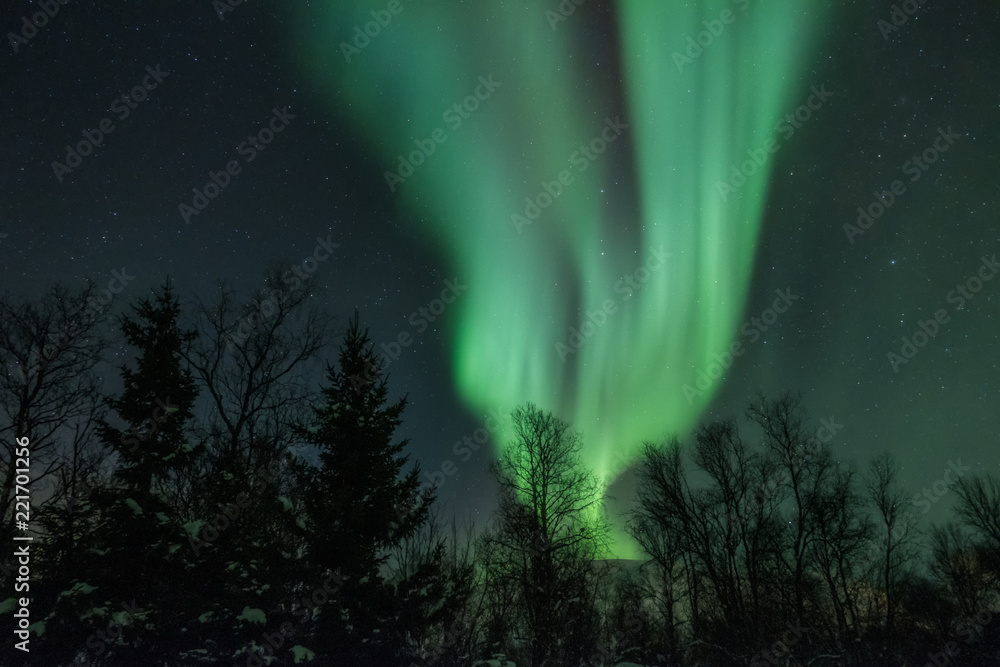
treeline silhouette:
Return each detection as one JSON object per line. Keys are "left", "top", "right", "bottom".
{"left": 0, "top": 277, "right": 998, "bottom": 666}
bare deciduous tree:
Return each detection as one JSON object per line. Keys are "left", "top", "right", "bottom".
{"left": 481, "top": 403, "right": 610, "bottom": 666}
{"left": 0, "top": 284, "right": 107, "bottom": 545}
{"left": 866, "top": 452, "right": 919, "bottom": 637}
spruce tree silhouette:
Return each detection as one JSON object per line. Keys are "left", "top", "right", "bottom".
{"left": 69, "top": 278, "right": 202, "bottom": 662}
{"left": 295, "top": 312, "right": 438, "bottom": 664}
{"left": 98, "top": 278, "right": 199, "bottom": 496}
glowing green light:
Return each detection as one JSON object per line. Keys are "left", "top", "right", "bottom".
{"left": 296, "top": 0, "right": 830, "bottom": 558}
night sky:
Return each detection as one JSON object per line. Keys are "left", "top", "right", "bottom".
{"left": 3, "top": 0, "right": 998, "bottom": 541}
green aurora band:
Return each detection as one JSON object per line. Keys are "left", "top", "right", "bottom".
{"left": 296, "top": 0, "right": 830, "bottom": 557}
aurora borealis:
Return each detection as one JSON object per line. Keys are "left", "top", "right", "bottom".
{"left": 297, "top": 1, "right": 830, "bottom": 555}
{"left": 5, "top": 0, "right": 999, "bottom": 565}
{"left": 4, "top": 1, "right": 1000, "bottom": 662}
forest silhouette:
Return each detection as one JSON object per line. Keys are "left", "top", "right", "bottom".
{"left": 1, "top": 278, "right": 998, "bottom": 666}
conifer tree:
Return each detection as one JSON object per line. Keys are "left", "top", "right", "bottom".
{"left": 47, "top": 279, "right": 204, "bottom": 663}
{"left": 295, "top": 312, "right": 444, "bottom": 662}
